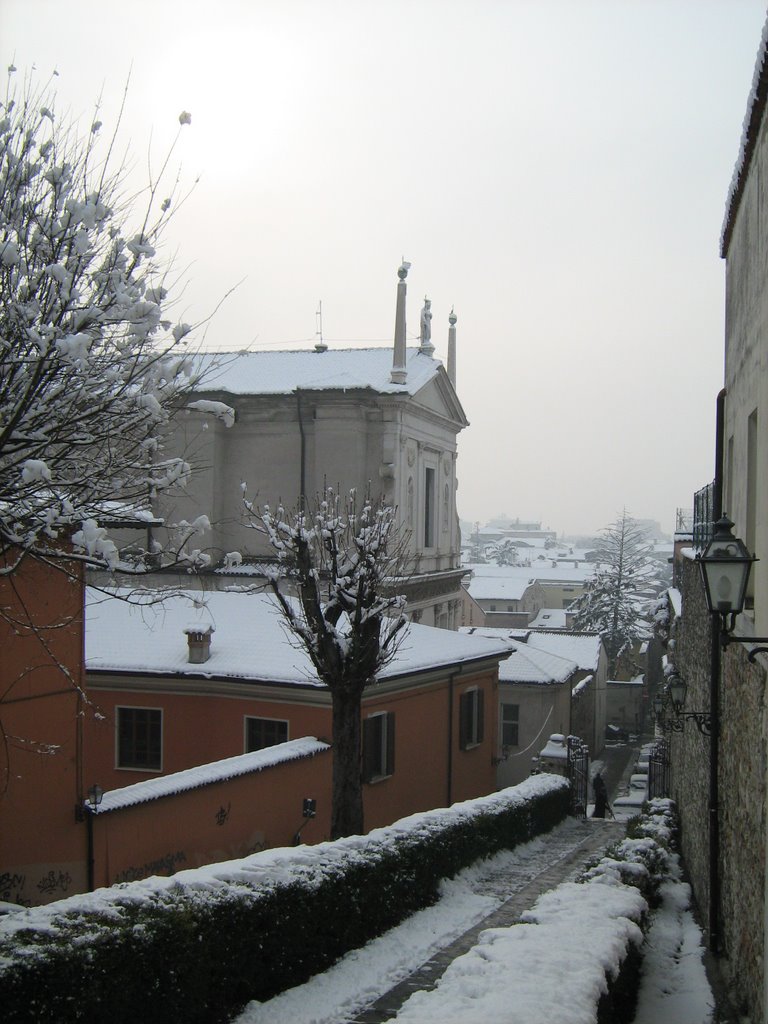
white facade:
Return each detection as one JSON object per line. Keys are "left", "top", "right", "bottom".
{"left": 155, "top": 287, "right": 468, "bottom": 627}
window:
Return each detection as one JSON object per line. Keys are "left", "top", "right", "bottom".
{"left": 246, "top": 717, "right": 288, "bottom": 752}
{"left": 424, "top": 467, "right": 436, "bottom": 547}
{"left": 459, "top": 688, "right": 484, "bottom": 750}
{"left": 363, "top": 711, "right": 395, "bottom": 782}
{"left": 501, "top": 703, "right": 519, "bottom": 748}
{"left": 117, "top": 707, "right": 162, "bottom": 771}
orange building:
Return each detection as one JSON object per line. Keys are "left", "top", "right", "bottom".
{"left": 2, "top": 583, "right": 509, "bottom": 905}
{"left": 0, "top": 552, "right": 89, "bottom": 904}
{"left": 84, "top": 589, "right": 508, "bottom": 827}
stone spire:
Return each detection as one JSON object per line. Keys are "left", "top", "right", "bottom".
{"left": 447, "top": 307, "right": 457, "bottom": 388}
{"left": 390, "top": 260, "right": 410, "bottom": 385}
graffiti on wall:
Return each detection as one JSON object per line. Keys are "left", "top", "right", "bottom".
{"left": 114, "top": 850, "right": 187, "bottom": 884}
{"left": 0, "top": 871, "right": 29, "bottom": 906}
{"left": 36, "top": 870, "right": 73, "bottom": 896}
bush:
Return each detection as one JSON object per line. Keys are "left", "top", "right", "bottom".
{"left": 0, "top": 775, "right": 570, "bottom": 1023}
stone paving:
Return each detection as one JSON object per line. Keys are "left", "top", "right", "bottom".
{"left": 351, "top": 817, "right": 626, "bottom": 1024}
{"left": 351, "top": 741, "right": 639, "bottom": 1024}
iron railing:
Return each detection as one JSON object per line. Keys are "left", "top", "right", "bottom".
{"left": 693, "top": 481, "right": 715, "bottom": 551}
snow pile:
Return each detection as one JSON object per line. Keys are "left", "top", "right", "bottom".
{"left": 393, "top": 880, "right": 646, "bottom": 1023}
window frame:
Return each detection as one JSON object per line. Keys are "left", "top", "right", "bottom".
{"left": 116, "top": 705, "right": 163, "bottom": 772}
{"left": 500, "top": 702, "right": 520, "bottom": 750}
{"left": 459, "top": 687, "right": 484, "bottom": 750}
{"left": 424, "top": 465, "right": 437, "bottom": 549}
{"left": 244, "top": 716, "right": 289, "bottom": 753}
{"left": 363, "top": 711, "right": 396, "bottom": 783}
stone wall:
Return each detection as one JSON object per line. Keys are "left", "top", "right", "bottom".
{"left": 674, "top": 554, "right": 766, "bottom": 1020}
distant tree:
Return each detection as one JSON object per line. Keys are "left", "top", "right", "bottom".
{"left": 0, "top": 70, "right": 214, "bottom": 577}
{"left": 245, "top": 490, "right": 409, "bottom": 839}
{"left": 489, "top": 538, "right": 519, "bottom": 566}
{"left": 571, "top": 511, "right": 655, "bottom": 676}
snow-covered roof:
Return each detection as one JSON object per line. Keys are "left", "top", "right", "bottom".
{"left": 460, "top": 626, "right": 602, "bottom": 673}
{"left": 464, "top": 563, "right": 593, "bottom": 601}
{"left": 85, "top": 588, "right": 510, "bottom": 686}
{"left": 722, "top": 13, "right": 768, "bottom": 256}
{"left": 497, "top": 644, "right": 577, "bottom": 686}
{"left": 527, "top": 609, "right": 568, "bottom": 629}
{"left": 89, "top": 738, "right": 330, "bottom": 814}
{"left": 465, "top": 576, "right": 534, "bottom": 601}
{"left": 192, "top": 347, "right": 443, "bottom": 398}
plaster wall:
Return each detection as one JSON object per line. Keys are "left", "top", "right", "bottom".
{"left": 724, "top": 109, "right": 768, "bottom": 638}
{"left": 91, "top": 746, "right": 334, "bottom": 889}
{"left": 495, "top": 681, "right": 571, "bottom": 788}
{"left": 0, "top": 555, "right": 87, "bottom": 907}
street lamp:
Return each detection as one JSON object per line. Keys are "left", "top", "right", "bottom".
{"left": 698, "top": 517, "right": 768, "bottom": 659}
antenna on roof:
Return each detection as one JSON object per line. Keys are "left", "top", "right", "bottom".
{"left": 314, "top": 300, "right": 327, "bottom": 352}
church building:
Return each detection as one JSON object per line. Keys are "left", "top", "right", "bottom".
{"left": 159, "top": 264, "right": 469, "bottom": 627}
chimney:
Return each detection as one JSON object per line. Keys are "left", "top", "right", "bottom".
{"left": 184, "top": 624, "right": 214, "bottom": 664}
{"left": 447, "top": 307, "right": 457, "bottom": 387}
{"left": 390, "top": 260, "right": 410, "bottom": 385}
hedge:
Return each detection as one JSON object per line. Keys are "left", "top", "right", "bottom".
{"left": 0, "top": 774, "right": 570, "bottom": 1024}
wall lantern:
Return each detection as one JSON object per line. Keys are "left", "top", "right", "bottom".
{"left": 698, "top": 516, "right": 768, "bottom": 660}
{"left": 654, "top": 671, "right": 711, "bottom": 736}
{"left": 87, "top": 784, "right": 104, "bottom": 810}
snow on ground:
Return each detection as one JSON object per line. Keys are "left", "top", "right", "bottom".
{"left": 633, "top": 870, "right": 715, "bottom": 1023}
{"left": 234, "top": 816, "right": 717, "bottom": 1024}
{"left": 234, "top": 818, "right": 588, "bottom": 1024}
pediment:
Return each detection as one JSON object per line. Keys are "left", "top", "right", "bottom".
{"left": 410, "top": 366, "right": 469, "bottom": 428}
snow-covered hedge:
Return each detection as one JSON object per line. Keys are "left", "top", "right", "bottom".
{"left": 393, "top": 798, "right": 679, "bottom": 1024}
{"left": 0, "top": 774, "right": 570, "bottom": 1024}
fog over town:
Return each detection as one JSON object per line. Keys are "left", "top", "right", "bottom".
{"left": 2, "top": 0, "right": 765, "bottom": 535}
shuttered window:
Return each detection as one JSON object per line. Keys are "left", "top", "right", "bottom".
{"left": 459, "top": 688, "right": 484, "bottom": 750}
{"left": 363, "top": 712, "right": 396, "bottom": 782}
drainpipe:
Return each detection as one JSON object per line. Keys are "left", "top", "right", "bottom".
{"left": 447, "top": 672, "right": 456, "bottom": 806}
{"left": 297, "top": 391, "right": 306, "bottom": 509}
{"left": 709, "top": 387, "right": 726, "bottom": 953}
{"left": 86, "top": 809, "right": 95, "bottom": 891}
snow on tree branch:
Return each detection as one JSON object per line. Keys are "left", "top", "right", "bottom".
{"left": 0, "top": 69, "right": 214, "bottom": 573}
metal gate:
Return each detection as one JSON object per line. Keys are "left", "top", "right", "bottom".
{"left": 647, "top": 739, "right": 670, "bottom": 800}
{"left": 567, "top": 735, "right": 590, "bottom": 817}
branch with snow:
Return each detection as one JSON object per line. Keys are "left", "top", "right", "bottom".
{"left": 0, "top": 69, "right": 212, "bottom": 574}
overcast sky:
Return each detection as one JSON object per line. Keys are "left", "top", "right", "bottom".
{"left": 3, "top": 1, "right": 766, "bottom": 537}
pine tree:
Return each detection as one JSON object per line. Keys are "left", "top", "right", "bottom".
{"left": 572, "top": 511, "right": 654, "bottom": 676}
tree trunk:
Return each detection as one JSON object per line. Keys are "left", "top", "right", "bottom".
{"left": 330, "top": 686, "right": 364, "bottom": 839}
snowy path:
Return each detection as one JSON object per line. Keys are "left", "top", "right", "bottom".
{"left": 633, "top": 872, "right": 715, "bottom": 1024}
{"left": 233, "top": 817, "right": 620, "bottom": 1024}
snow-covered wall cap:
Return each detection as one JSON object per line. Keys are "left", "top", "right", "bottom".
{"left": 88, "top": 738, "right": 330, "bottom": 814}
{"left": 721, "top": 12, "right": 768, "bottom": 257}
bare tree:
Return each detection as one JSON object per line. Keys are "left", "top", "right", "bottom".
{"left": 245, "top": 489, "right": 409, "bottom": 839}
{"left": 0, "top": 69, "right": 217, "bottom": 577}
